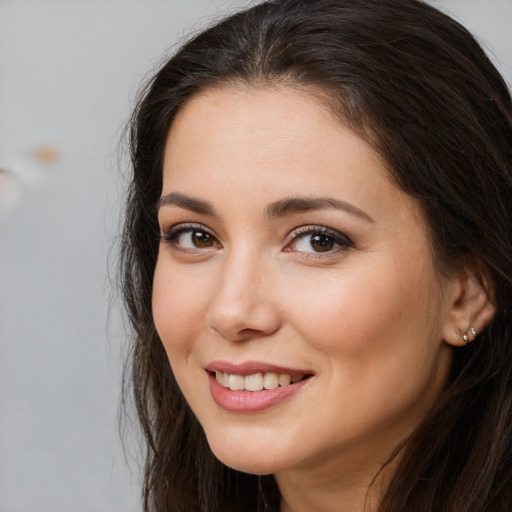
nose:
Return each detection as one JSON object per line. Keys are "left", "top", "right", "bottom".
{"left": 206, "top": 252, "right": 281, "bottom": 342}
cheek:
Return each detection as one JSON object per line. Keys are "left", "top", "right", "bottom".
{"left": 283, "top": 264, "right": 448, "bottom": 434}
{"left": 152, "top": 260, "right": 218, "bottom": 413}
{"left": 152, "top": 260, "right": 208, "bottom": 356}
{"left": 284, "top": 260, "right": 435, "bottom": 359}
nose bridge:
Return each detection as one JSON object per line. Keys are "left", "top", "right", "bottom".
{"left": 207, "top": 245, "right": 280, "bottom": 340}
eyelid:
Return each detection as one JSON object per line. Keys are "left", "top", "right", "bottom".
{"left": 160, "top": 222, "right": 220, "bottom": 248}
{"left": 159, "top": 222, "right": 353, "bottom": 256}
{"left": 284, "top": 225, "right": 354, "bottom": 255}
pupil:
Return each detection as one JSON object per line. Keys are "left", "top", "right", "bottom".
{"left": 311, "top": 234, "right": 334, "bottom": 252}
{"left": 193, "top": 231, "right": 212, "bottom": 247}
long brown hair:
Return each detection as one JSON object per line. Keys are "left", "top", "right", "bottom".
{"left": 120, "top": 1, "right": 512, "bottom": 510}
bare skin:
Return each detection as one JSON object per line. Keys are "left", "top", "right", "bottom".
{"left": 153, "top": 85, "right": 495, "bottom": 511}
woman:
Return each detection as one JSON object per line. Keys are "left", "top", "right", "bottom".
{"left": 120, "top": 0, "right": 512, "bottom": 510}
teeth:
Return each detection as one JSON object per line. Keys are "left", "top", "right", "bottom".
{"left": 263, "top": 372, "right": 279, "bottom": 390}
{"left": 245, "top": 373, "right": 264, "bottom": 391}
{"left": 279, "top": 374, "right": 291, "bottom": 386}
{"left": 228, "top": 374, "right": 245, "bottom": 391}
{"left": 215, "top": 371, "right": 304, "bottom": 391}
{"left": 215, "top": 372, "right": 229, "bottom": 387}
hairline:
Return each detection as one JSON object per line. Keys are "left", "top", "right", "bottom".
{"left": 165, "top": 76, "right": 454, "bottom": 276}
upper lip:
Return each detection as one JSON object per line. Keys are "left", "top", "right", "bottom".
{"left": 205, "top": 360, "right": 314, "bottom": 377}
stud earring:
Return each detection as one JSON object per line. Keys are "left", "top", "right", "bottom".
{"left": 461, "top": 326, "right": 476, "bottom": 344}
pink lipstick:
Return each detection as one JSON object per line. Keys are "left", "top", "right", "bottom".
{"left": 206, "top": 361, "right": 313, "bottom": 413}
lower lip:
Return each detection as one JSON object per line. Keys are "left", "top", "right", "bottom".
{"left": 208, "top": 373, "right": 310, "bottom": 413}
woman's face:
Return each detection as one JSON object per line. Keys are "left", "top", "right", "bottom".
{"left": 153, "top": 86, "right": 458, "bottom": 477}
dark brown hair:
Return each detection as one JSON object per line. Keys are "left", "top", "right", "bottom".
{"left": 120, "top": 0, "right": 512, "bottom": 510}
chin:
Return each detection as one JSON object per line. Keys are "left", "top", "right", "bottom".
{"left": 213, "top": 453, "right": 282, "bottom": 476}
{"left": 205, "top": 430, "right": 291, "bottom": 475}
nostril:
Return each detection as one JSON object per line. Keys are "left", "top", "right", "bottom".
{"left": 238, "top": 327, "right": 266, "bottom": 338}
{"left": 208, "top": 310, "right": 281, "bottom": 342}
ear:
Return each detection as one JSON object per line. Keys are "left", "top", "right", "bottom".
{"left": 443, "top": 259, "right": 496, "bottom": 347}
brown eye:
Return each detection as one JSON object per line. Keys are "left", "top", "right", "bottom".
{"left": 292, "top": 232, "right": 338, "bottom": 253}
{"left": 309, "top": 234, "right": 335, "bottom": 252}
{"left": 163, "top": 227, "right": 219, "bottom": 250}
{"left": 191, "top": 231, "right": 214, "bottom": 248}
{"left": 285, "top": 226, "right": 353, "bottom": 256}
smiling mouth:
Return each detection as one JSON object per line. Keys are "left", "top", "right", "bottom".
{"left": 212, "top": 371, "right": 311, "bottom": 392}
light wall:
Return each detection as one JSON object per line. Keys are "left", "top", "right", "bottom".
{"left": 0, "top": 1, "right": 510, "bottom": 511}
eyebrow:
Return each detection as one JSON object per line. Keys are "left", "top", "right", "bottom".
{"left": 157, "top": 192, "right": 373, "bottom": 223}
{"left": 266, "top": 197, "right": 374, "bottom": 223}
{"left": 157, "top": 192, "right": 216, "bottom": 216}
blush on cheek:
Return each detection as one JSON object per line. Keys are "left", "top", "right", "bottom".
{"left": 153, "top": 282, "right": 211, "bottom": 367}
{"left": 289, "top": 282, "right": 397, "bottom": 352}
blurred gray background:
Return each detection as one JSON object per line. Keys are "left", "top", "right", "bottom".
{"left": 0, "top": 1, "right": 510, "bottom": 511}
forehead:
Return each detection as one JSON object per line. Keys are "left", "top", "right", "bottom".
{"left": 161, "top": 84, "right": 436, "bottom": 264}
{"left": 163, "top": 85, "right": 390, "bottom": 195}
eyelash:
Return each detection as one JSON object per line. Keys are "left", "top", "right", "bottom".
{"left": 160, "top": 223, "right": 218, "bottom": 252}
{"left": 285, "top": 225, "right": 354, "bottom": 256}
{"left": 160, "top": 223, "right": 354, "bottom": 257}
